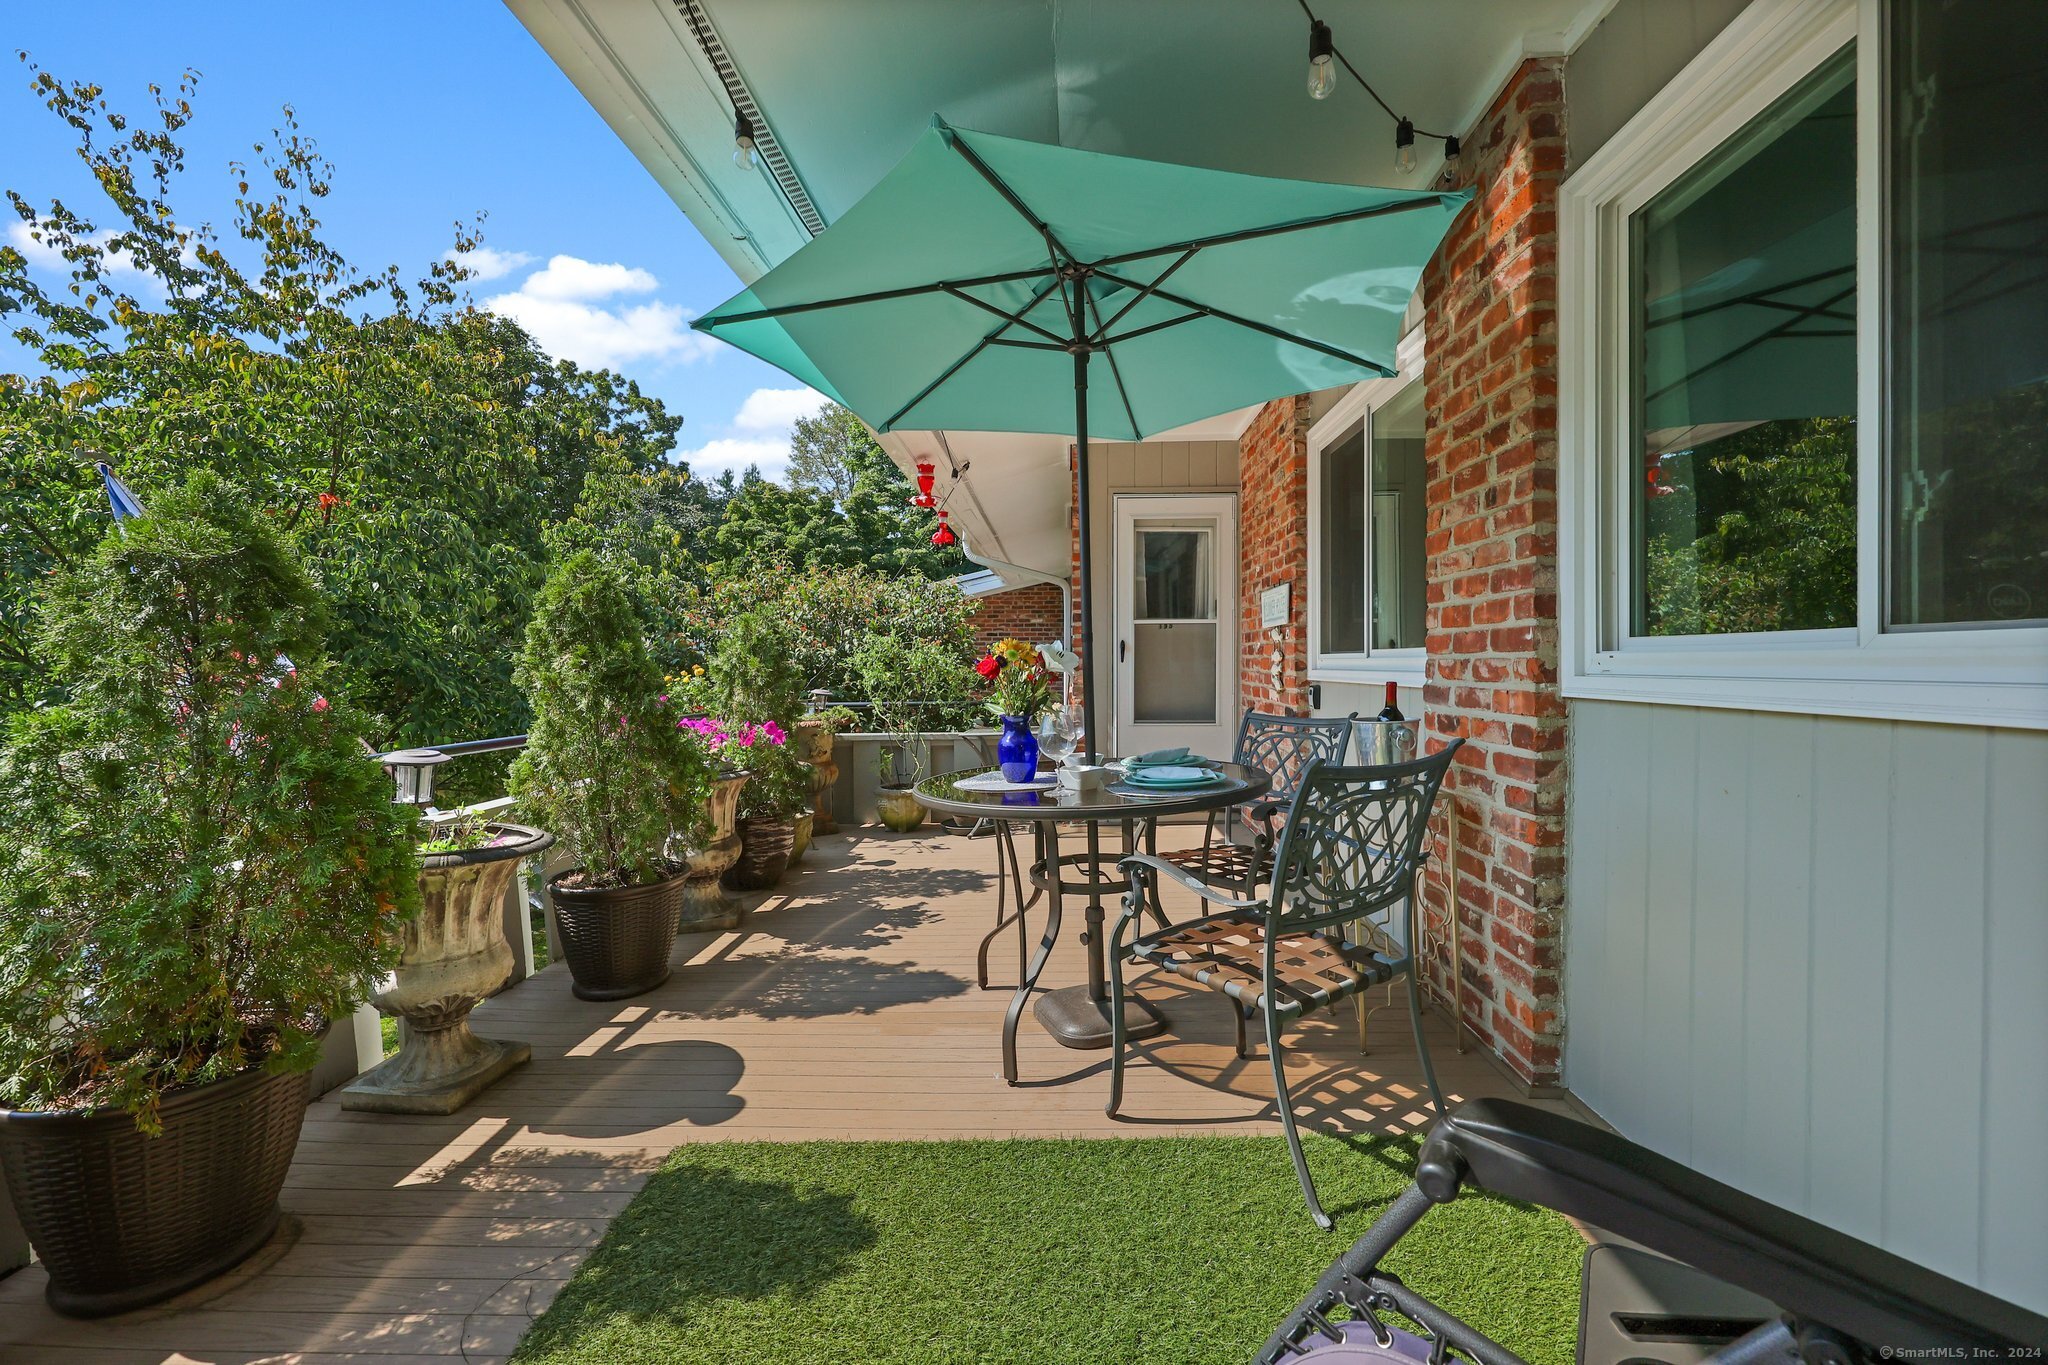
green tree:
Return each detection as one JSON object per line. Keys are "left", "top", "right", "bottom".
{"left": 787, "top": 401, "right": 899, "bottom": 504}
{"left": 0, "top": 63, "right": 680, "bottom": 747}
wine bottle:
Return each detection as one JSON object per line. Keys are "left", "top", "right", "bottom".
{"left": 1377, "top": 681, "right": 1404, "bottom": 723}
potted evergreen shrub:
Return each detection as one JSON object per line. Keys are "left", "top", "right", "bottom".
{"left": 0, "top": 473, "right": 420, "bottom": 1317}
{"left": 710, "top": 611, "right": 810, "bottom": 887}
{"left": 511, "top": 552, "right": 711, "bottom": 1000}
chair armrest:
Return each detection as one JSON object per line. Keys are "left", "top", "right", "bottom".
{"left": 1118, "top": 853, "right": 1264, "bottom": 912}
{"left": 1246, "top": 799, "right": 1287, "bottom": 825}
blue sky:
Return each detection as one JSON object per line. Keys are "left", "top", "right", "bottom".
{"left": 1, "top": 1, "right": 823, "bottom": 479}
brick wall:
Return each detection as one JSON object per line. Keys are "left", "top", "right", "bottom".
{"left": 1415, "top": 58, "right": 1568, "bottom": 1087}
{"left": 967, "top": 582, "right": 1066, "bottom": 656}
{"left": 1237, "top": 396, "right": 1312, "bottom": 716}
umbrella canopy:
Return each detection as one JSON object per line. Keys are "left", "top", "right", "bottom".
{"left": 694, "top": 116, "right": 1468, "bottom": 758}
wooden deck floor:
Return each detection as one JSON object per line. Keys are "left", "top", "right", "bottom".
{"left": 0, "top": 827, "right": 1575, "bottom": 1363}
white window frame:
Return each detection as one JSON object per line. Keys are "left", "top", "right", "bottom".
{"left": 1558, "top": 0, "right": 2048, "bottom": 729}
{"left": 1307, "top": 324, "right": 1427, "bottom": 687}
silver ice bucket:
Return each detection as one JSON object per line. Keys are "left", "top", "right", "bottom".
{"left": 1353, "top": 717, "right": 1418, "bottom": 767}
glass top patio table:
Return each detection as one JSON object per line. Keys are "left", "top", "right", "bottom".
{"left": 915, "top": 763, "right": 1271, "bottom": 1084}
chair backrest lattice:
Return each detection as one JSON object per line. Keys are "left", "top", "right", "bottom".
{"left": 1235, "top": 711, "right": 1354, "bottom": 807}
{"left": 1266, "top": 741, "right": 1463, "bottom": 942}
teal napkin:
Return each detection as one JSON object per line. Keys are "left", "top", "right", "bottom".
{"left": 1128, "top": 747, "right": 1191, "bottom": 767}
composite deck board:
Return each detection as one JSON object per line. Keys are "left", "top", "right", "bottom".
{"left": 0, "top": 829, "right": 1575, "bottom": 1362}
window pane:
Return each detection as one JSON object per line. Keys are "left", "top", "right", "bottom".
{"left": 1369, "top": 380, "right": 1426, "bottom": 649}
{"left": 1133, "top": 526, "right": 1211, "bottom": 620}
{"left": 1889, "top": 3, "right": 2048, "bottom": 629}
{"left": 1319, "top": 425, "right": 1366, "bottom": 653}
{"left": 1632, "top": 47, "right": 1858, "bottom": 636}
{"left": 1133, "top": 622, "right": 1217, "bottom": 722}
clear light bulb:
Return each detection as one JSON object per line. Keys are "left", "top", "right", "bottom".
{"left": 733, "top": 112, "right": 758, "bottom": 170}
{"left": 1307, "top": 21, "right": 1336, "bottom": 100}
{"left": 1394, "top": 118, "right": 1418, "bottom": 175}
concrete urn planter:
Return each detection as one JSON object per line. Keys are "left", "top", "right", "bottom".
{"left": 875, "top": 785, "right": 927, "bottom": 833}
{"left": 677, "top": 769, "right": 748, "bottom": 933}
{"left": 796, "top": 718, "right": 839, "bottom": 834}
{"left": 341, "top": 823, "right": 553, "bottom": 1115}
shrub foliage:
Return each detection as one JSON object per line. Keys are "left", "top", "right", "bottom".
{"left": 0, "top": 472, "right": 421, "bottom": 1129}
{"left": 510, "top": 551, "right": 711, "bottom": 889}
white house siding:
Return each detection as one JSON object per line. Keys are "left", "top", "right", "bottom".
{"left": 1563, "top": 700, "right": 2048, "bottom": 1312}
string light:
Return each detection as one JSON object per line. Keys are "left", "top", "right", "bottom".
{"left": 733, "top": 112, "right": 758, "bottom": 169}
{"left": 1295, "top": 0, "right": 1461, "bottom": 178}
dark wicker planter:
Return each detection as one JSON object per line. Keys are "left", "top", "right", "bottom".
{"left": 0, "top": 1065, "right": 309, "bottom": 1317}
{"left": 549, "top": 866, "right": 686, "bottom": 1001}
{"left": 724, "top": 818, "right": 796, "bottom": 890}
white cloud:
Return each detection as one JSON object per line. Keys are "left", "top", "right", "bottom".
{"left": 732, "top": 385, "right": 828, "bottom": 431}
{"left": 6, "top": 221, "right": 195, "bottom": 279}
{"left": 677, "top": 436, "right": 793, "bottom": 483}
{"left": 445, "top": 246, "right": 534, "bottom": 281}
{"left": 483, "top": 253, "right": 718, "bottom": 371}
{"left": 516, "top": 254, "right": 658, "bottom": 301}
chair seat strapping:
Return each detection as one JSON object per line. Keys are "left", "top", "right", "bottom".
{"left": 1155, "top": 840, "right": 1270, "bottom": 888}
{"left": 1133, "top": 915, "right": 1402, "bottom": 1019}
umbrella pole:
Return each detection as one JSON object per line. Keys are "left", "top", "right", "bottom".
{"left": 1072, "top": 348, "right": 1100, "bottom": 764}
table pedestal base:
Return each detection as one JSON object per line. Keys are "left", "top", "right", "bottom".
{"left": 1033, "top": 985, "right": 1167, "bottom": 1049}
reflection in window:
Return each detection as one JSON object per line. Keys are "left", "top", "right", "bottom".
{"left": 1319, "top": 426, "right": 1367, "bottom": 654}
{"left": 1889, "top": 3, "right": 2048, "bottom": 629}
{"left": 1632, "top": 48, "right": 1857, "bottom": 636}
{"left": 1369, "top": 381, "right": 1426, "bottom": 649}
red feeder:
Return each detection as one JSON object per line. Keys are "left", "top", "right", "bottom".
{"left": 915, "top": 460, "right": 937, "bottom": 497}
{"left": 932, "top": 522, "right": 957, "bottom": 547}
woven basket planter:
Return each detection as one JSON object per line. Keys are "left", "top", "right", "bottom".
{"left": 725, "top": 818, "right": 796, "bottom": 890}
{"left": 549, "top": 866, "right": 686, "bottom": 1001}
{"left": 0, "top": 1065, "right": 309, "bottom": 1317}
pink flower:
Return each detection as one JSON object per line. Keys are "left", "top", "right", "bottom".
{"left": 311, "top": 697, "right": 330, "bottom": 713}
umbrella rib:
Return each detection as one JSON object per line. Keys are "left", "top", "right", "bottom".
{"left": 880, "top": 274, "right": 1066, "bottom": 430}
{"left": 695, "top": 265, "right": 1056, "bottom": 328}
{"left": 1078, "top": 285, "right": 1141, "bottom": 437}
{"left": 1087, "top": 194, "right": 1456, "bottom": 271}
{"left": 1095, "top": 269, "right": 1395, "bottom": 377}
{"left": 940, "top": 283, "right": 1068, "bottom": 345}
{"left": 1090, "top": 247, "right": 1199, "bottom": 344}
{"left": 945, "top": 129, "right": 1078, "bottom": 269}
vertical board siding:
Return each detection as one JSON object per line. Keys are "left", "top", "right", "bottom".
{"left": 1564, "top": 701, "right": 2046, "bottom": 1312}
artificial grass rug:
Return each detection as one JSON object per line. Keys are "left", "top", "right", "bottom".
{"left": 513, "top": 1134, "right": 1583, "bottom": 1365}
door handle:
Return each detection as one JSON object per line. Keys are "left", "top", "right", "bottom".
{"left": 1119, "top": 639, "right": 1127, "bottom": 663}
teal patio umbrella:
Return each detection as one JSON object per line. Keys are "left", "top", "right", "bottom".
{"left": 694, "top": 116, "right": 1467, "bottom": 760}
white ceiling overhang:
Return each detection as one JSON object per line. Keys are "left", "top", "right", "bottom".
{"left": 505, "top": 0, "right": 1614, "bottom": 578}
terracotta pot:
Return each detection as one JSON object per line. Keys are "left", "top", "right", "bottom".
{"left": 796, "top": 719, "right": 839, "bottom": 834}
{"left": 0, "top": 1066, "right": 309, "bottom": 1317}
{"left": 342, "top": 823, "right": 553, "bottom": 1114}
{"left": 549, "top": 866, "right": 686, "bottom": 1001}
{"left": 790, "top": 808, "right": 815, "bottom": 863}
{"left": 677, "top": 770, "right": 747, "bottom": 933}
{"left": 725, "top": 817, "right": 796, "bottom": 889}
{"left": 875, "top": 785, "right": 927, "bottom": 833}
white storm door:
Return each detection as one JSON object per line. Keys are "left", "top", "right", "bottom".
{"left": 1110, "top": 494, "right": 1238, "bottom": 759}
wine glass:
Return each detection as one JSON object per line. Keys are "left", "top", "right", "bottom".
{"left": 1036, "top": 707, "right": 1077, "bottom": 767}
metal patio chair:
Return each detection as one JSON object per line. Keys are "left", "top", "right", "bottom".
{"left": 1108, "top": 742, "right": 1462, "bottom": 1229}
{"left": 1144, "top": 710, "right": 1354, "bottom": 905}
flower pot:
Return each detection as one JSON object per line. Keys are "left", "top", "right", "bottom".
{"left": 796, "top": 719, "right": 839, "bottom": 834}
{"left": 677, "top": 770, "right": 748, "bottom": 934}
{"left": 790, "top": 808, "right": 814, "bottom": 863}
{"left": 342, "top": 823, "right": 553, "bottom": 1115}
{"left": 549, "top": 866, "right": 686, "bottom": 1001}
{"left": 997, "top": 714, "right": 1039, "bottom": 782}
{"left": 0, "top": 1066, "right": 309, "bottom": 1317}
{"left": 725, "top": 817, "right": 796, "bottom": 890}
{"left": 875, "top": 784, "right": 927, "bottom": 833}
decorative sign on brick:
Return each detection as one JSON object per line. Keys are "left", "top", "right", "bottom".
{"left": 1259, "top": 582, "right": 1291, "bottom": 630}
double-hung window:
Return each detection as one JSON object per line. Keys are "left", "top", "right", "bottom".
{"left": 1560, "top": 0, "right": 2047, "bottom": 727}
{"left": 1308, "top": 327, "right": 1427, "bottom": 684}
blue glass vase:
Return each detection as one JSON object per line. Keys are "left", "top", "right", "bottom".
{"left": 997, "top": 714, "right": 1039, "bottom": 783}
